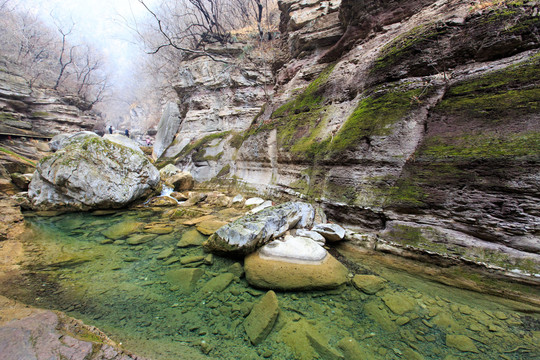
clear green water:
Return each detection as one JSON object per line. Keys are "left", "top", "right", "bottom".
{"left": 4, "top": 209, "right": 540, "bottom": 360}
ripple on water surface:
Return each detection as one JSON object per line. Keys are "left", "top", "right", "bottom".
{"left": 6, "top": 210, "right": 540, "bottom": 360}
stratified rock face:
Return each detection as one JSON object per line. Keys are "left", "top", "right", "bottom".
{"left": 0, "top": 58, "right": 99, "bottom": 137}
{"left": 153, "top": 102, "right": 182, "bottom": 159}
{"left": 169, "top": 1, "right": 540, "bottom": 273}
{"left": 28, "top": 136, "right": 160, "bottom": 211}
{"left": 204, "top": 202, "right": 315, "bottom": 256}
{"left": 167, "top": 43, "right": 274, "bottom": 179}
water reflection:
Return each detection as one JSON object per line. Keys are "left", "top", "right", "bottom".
{"left": 4, "top": 210, "right": 539, "bottom": 360}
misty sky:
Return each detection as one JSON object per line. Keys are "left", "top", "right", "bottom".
{"left": 22, "top": 0, "right": 157, "bottom": 83}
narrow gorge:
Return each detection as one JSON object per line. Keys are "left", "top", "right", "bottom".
{"left": 0, "top": 0, "right": 539, "bottom": 359}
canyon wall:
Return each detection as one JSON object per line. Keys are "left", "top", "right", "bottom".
{"left": 0, "top": 57, "right": 99, "bottom": 138}
{"left": 163, "top": 0, "right": 540, "bottom": 275}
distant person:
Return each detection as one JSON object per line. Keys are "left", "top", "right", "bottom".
{"left": 125, "top": 129, "right": 129, "bottom": 137}
{"left": 108, "top": 126, "right": 113, "bottom": 134}
{"left": 145, "top": 137, "right": 151, "bottom": 146}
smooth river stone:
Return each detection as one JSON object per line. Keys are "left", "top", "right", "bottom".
{"left": 245, "top": 236, "right": 348, "bottom": 291}
{"left": 243, "top": 290, "right": 279, "bottom": 345}
{"left": 259, "top": 235, "right": 327, "bottom": 264}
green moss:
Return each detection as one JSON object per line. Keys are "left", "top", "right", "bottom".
{"left": 503, "top": 15, "right": 539, "bottom": 34}
{"left": 178, "top": 131, "right": 230, "bottom": 162}
{"left": 379, "top": 178, "right": 427, "bottom": 208}
{"left": 216, "top": 164, "right": 231, "bottom": 178}
{"left": 272, "top": 64, "right": 335, "bottom": 119}
{"left": 289, "top": 168, "right": 325, "bottom": 200}
{"left": 324, "top": 181, "right": 357, "bottom": 204}
{"left": 328, "top": 88, "right": 426, "bottom": 156}
{"left": 31, "top": 112, "right": 51, "bottom": 118}
{"left": 373, "top": 24, "right": 447, "bottom": 71}
{"left": 383, "top": 224, "right": 467, "bottom": 256}
{"left": 203, "top": 151, "right": 224, "bottom": 162}
{"left": 0, "top": 147, "right": 36, "bottom": 166}
{"left": 420, "top": 132, "right": 540, "bottom": 159}
{"left": 229, "top": 132, "right": 245, "bottom": 149}
{"left": 438, "top": 55, "right": 540, "bottom": 120}
{"left": 0, "top": 112, "right": 16, "bottom": 121}
{"left": 262, "top": 65, "right": 336, "bottom": 155}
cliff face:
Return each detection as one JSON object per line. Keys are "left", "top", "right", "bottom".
{"left": 165, "top": 0, "right": 540, "bottom": 275}
{"left": 0, "top": 58, "right": 99, "bottom": 138}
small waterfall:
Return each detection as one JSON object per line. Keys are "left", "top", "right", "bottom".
{"left": 143, "top": 185, "right": 178, "bottom": 205}
{"left": 160, "top": 185, "right": 175, "bottom": 197}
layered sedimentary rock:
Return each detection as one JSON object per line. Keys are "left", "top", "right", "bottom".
{"left": 167, "top": 0, "right": 540, "bottom": 274}
{"left": 0, "top": 58, "right": 99, "bottom": 137}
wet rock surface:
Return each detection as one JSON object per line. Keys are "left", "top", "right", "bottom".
{"left": 0, "top": 207, "right": 538, "bottom": 360}
{"left": 244, "top": 234, "right": 349, "bottom": 290}
{"left": 0, "top": 296, "right": 145, "bottom": 360}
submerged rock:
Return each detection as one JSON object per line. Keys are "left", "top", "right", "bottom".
{"left": 244, "top": 236, "right": 348, "bottom": 290}
{"left": 199, "top": 273, "right": 234, "bottom": 295}
{"left": 244, "top": 290, "right": 279, "bottom": 345}
{"left": 196, "top": 219, "right": 228, "bottom": 236}
{"left": 102, "top": 222, "right": 142, "bottom": 240}
{"left": 28, "top": 136, "right": 160, "bottom": 211}
{"left": 204, "top": 202, "right": 315, "bottom": 256}
{"left": 165, "top": 268, "right": 204, "bottom": 294}
{"left": 306, "top": 331, "right": 344, "bottom": 360}
{"left": 337, "top": 337, "right": 377, "bottom": 359}
{"left": 177, "top": 229, "right": 206, "bottom": 247}
{"left": 382, "top": 292, "right": 416, "bottom": 315}
{"left": 446, "top": 334, "right": 479, "bottom": 353}
{"left": 352, "top": 275, "right": 387, "bottom": 295}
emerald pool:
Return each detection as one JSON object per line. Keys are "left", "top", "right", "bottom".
{"left": 2, "top": 209, "right": 539, "bottom": 360}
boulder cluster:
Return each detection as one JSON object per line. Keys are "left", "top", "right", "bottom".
{"left": 204, "top": 201, "right": 349, "bottom": 291}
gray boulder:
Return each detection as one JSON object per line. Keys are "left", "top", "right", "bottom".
{"left": 103, "top": 134, "right": 143, "bottom": 154}
{"left": 312, "top": 223, "right": 346, "bottom": 242}
{"left": 49, "top": 131, "right": 98, "bottom": 151}
{"left": 48, "top": 134, "right": 69, "bottom": 151}
{"left": 28, "top": 136, "right": 160, "bottom": 211}
{"left": 204, "top": 202, "right": 315, "bottom": 256}
{"left": 159, "top": 164, "right": 180, "bottom": 177}
{"left": 293, "top": 229, "right": 326, "bottom": 245}
{"left": 153, "top": 102, "right": 182, "bottom": 160}
{"left": 159, "top": 164, "right": 194, "bottom": 192}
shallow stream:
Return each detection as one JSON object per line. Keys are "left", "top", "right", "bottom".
{"left": 3, "top": 209, "right": 539, "bottom": 359}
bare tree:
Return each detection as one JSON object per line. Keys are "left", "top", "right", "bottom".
{"left": 134, "top": 0, "right": 276, "bottom": 61}
{"left": 52, "top": 18, "right": 76, "bottom": 90}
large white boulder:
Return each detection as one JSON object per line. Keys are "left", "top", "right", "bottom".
{"left": 28, "top": 136, "right": 160, "bottom": 211}
{"left": 48, "top": 131, "right": 98, "bottom": 151}
{"left": 245, "top": 235, "right": 349, "bottom": 290}
{"left": 204, "top": 202, "right": 315, "bottom": 256}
